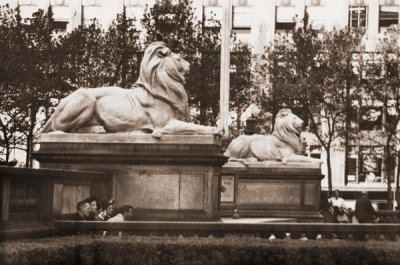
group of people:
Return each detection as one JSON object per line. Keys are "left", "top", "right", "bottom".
{"left": 320, "top": 189, "right": 377, "bottom": 223}
{"left": 62, "top": 197, "right": 134, "bottom": 222}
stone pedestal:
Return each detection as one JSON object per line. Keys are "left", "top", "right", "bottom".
{"left": 33, "top": 134, "right": 227, "bottom": 221}
{"left": 221, "top": 162, "right": 323, "bottom": 222}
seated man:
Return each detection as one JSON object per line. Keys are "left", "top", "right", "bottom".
{"left": 97, "top": 200, "right": 115, "bottom": 221}
{"left": 61, "top": 200, "right": 91, "bottom": 220}
{"left": 84, "top": 197, "right": 98, "bottom": 220}
{"left": 107, "top": 205, "right": 134, "bottom": 222}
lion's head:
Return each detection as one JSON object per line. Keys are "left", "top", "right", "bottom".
{"left": 136, "top": 42, "right": 190, "bottom": 121}
{"left": 273, "top": 109, "right": 304, "bottom": 154}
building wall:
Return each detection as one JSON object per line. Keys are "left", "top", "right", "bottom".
{"left": 4, "top": 0, "right": 400, "bottom": 51}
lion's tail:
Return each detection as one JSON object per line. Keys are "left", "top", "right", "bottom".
{"left": 224, "top": 136, "right": 251, "bottom": 158}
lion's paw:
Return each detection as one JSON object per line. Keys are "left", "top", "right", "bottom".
{"left": 152, "top": 129, "right": 163, "bottom": 138}
{"left": 212, "top": 128, "right": 223, "bottom": 136}
{"left": 91, "top": 126, "right": 107, "bottom": 134}
{"left": 47, "top": 130, "right": 67, "bottom": 134}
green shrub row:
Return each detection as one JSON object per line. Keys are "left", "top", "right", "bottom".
{"left": 0, "top": 235, "right": 399, "bottom": 265}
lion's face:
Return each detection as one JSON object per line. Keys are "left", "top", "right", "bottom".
{"left": 275, "top": 109, "right": 304, "bottom": 136}
{"left": 163, "top": 52, "right": 190, "bottom": 84}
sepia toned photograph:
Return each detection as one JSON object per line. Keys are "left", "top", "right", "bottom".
{"left": 0, "top": 0, "right": 399, "bottom": 264}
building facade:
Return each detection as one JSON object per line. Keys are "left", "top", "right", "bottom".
{"left": 2, "top": 0, "right": 400, "bottom": 201}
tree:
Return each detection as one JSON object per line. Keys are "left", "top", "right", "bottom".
{"left": 0, "top": 6, "right": 68, "bottom": 167}
{"left": 366, "top": 25, "right": 400, "bottom": 207}
{"left": 141, "top": 0, "right": 219, "bottom": 124}
{"left": 255, "top": 12, "right": 365, "bottom": 194}
{"left": 141, "top": 0, "right": 252, "bottom": 126}
{"left": 60, "top": 12, "right": 142, "bottom": 89}
{"left": 306, "top": 26, "right": 364, "bottom": 195}
{"left": 229, "top": 41, "right": 256, "bottom": 138}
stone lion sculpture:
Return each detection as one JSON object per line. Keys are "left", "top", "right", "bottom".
{"left": 224, "top": 109, "right": 323, "bottom": 165}
{"left": 42, "top": 42, "right": 221, "bottom": 137}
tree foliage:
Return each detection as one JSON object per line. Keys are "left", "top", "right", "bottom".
{"left": 366, "top": 26, "right": 400, "bottom": 204}
{"left": 254, "top": 12, "right": 365, "bottom": 194}
{"left": 0, "top": 5, "right": 69, "bottom": 166}
{"left": 141, "top": 0, "right": 253, "bottom": 127}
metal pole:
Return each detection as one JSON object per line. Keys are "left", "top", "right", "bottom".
{"left": 220, "top": 0, "right": 232, "bottom": 137}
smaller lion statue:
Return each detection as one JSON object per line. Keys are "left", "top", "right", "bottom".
{"left": 224, "top": 109, "right": 323, "bottom": 165}
{"left": 41, "top": 42, "right": 220, "bottom": 137}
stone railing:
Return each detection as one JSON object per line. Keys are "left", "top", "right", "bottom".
{"left": 375, "top": 210, "right": 400, "bottom": 223}
{"left": 53, "top": 220, "right": 400, "bottom": 241}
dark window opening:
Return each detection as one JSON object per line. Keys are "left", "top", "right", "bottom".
{"left": 346, "top": 157, "right": 358, "bottom": 183}
{"left": 53, "top": 21, "right": 68, "bottom": 33}
{"left": 275, "top": 22, "right": 295, "bottom": 34}
{"left": 359, "top": 106, "right": 382, "bottom": 130}
{"left": 379, "top": 8, "right": 398, "bottom": 32}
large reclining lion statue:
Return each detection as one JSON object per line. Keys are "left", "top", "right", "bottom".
{"left": 42, "top": 42, "right": 220, "bottom": 137}
{"left": 224, "top": 109, "right": 323, "bottom": 165}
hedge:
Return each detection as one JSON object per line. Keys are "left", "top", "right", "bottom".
{"left": 0, "top": 235, "right": 399, "bottom": 265}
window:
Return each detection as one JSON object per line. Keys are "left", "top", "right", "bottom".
{"left": 53, "top": 21, "right": 68, "bottom": 33}
{"left": 50, "top": 0, "right": 68, "bottom": 6}
{"left": 82, "top": 0, "right": 100, "bottom": 6}
{"left": 275, "top": 6, "right": 296, "bottom": 34}
{"left": 349, "top": 6, "right": 368, "bottom": 29}
{"left": 232, "top": 6, "right": 251, "bottom": 29}
{"left": 379, "top": 6, "right": 398, "bottom": 33}
{"left": 359, "top": 146, "right": 383, "bottom": 183}
{"left": 359, "top": 107, "right": 382, "bottom": 130}
{"left": 305, "top": 0, "right": 326, "bottom": 28}
{"left": 232, "top": 1, "right": 252, "bottom": 43}
{"left": 203, "top": 0, "right": 222, "bottom": 28}
{"left": 125, "top": 6, "right": 145, "bottom": 31}
{"left": 347, "top": 157, "right": 357, "bottom": 182}
{"left": 310, "top": 145, "right": 322, "bottom": 159}
{"left": 18, "top": 0, "right": 38, "bottom": 5}
{"left": 82, "top": 5, "right": 101, "bottom": 26}
{"left": 124, "top": 0, "right": 144, "bottom": 6}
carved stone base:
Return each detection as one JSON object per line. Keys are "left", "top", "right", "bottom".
{"left": 33, "top": 134, "right": 227, "bottom": 221}
{"left": 221, "top": 162, "right": 323, "bottom": 222}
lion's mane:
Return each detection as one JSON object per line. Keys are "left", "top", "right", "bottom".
{"left": 272, "top": 109, "right": 303, "bottom": 155}
{"left": 135, "top": 42, "right": 189, "bottom": 121}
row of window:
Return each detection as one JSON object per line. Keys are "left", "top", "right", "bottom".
{"left": 16, "top": 0, "right": 400, "bottom": 34}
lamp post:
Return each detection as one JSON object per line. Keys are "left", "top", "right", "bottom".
{"left": 244, "top": 115, "right": 257, "bottom": 135}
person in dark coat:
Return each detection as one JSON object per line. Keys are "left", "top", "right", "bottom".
{"left": 61, "top": 200, "right": 92, "bottom": 220}
{"left": 355, "top": 191, "right": 377, "bottom": 223}
{"left": 320, "top": 191, "right": 335, "bottom": 223}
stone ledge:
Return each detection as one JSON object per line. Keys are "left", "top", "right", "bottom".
{"left": 222, "top": 162, "right": 323, "bottom": 176}
{"left": 224, "top": 161, "right": 321, "bottom": 169}
{"left": 40, "top": 133, "right": 221, "bottom": 145}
